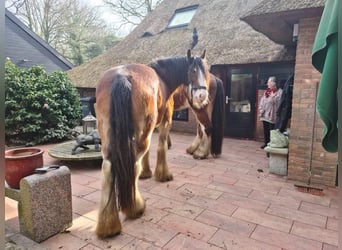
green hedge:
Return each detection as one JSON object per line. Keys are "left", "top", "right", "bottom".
{"left": 5, "top": 60, "right": 82, "bottom": 146}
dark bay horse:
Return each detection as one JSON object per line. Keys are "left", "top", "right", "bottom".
{"left": 95, "top": 50, "right": 210, "bottom": 238}
{"left": 168, "top": 74, "right": 224, "bottom": 159}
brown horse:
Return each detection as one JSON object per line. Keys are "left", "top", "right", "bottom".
{"left": 168, "top": 74, "right": 224, "bottom": 159}
{"left": 95, "top": 50, "right": 210, "bottom": 238}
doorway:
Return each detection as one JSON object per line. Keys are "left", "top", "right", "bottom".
{"left": 224, "top": 68, "right": 256, "bottom": 138}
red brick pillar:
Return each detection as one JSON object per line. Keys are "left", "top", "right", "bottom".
{"left": 287, "top": 17, "right": 337, "bottom": 186}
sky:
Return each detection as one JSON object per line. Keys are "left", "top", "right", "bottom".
{"left": 86, "top": 0, "right": 135, "bottom": 37}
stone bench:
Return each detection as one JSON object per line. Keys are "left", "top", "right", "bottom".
{"left": 264, "top": 146, "right": 289, "bottom": 176}
{"left": 5, "top": 166, "right": 72, "bottom": 243}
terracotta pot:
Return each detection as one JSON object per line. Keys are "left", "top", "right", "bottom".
{"left": 5, "top": 147, "right": 44, "bottom": 189}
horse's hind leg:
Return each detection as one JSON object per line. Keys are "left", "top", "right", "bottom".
{"left": 122, "top": 134, "right": 152, "bottom": 218}
{"left": 96, "top": 159, "right": 121, "bottom": 238}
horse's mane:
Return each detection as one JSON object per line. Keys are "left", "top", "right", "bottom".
{"left": 149, "top": 56, "right": 190, "bottom": 87}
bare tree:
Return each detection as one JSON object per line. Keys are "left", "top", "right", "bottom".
{"left": 5, "top": 0, "right": 70, "bottom": 45}
{"left": 5, "top": 0, "right": 120, "bottom": 65}
{"left": 102, "top": 0, "right": 163, "bottom": 31}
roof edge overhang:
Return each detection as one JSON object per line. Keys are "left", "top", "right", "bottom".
{"left": 241, "top": 7, "right": 324, "bottom": 45}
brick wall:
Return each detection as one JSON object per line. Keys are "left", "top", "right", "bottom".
{"left": 287, "top": 17, "right": 337, "bottom": 186}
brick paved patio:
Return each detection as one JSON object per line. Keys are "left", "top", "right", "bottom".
{"left": 5, "top": 132, "right": 338, "bottom": 249}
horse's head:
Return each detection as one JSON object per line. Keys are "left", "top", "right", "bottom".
{"left": 186, "top": 49, "right": 210, "bottom": 109}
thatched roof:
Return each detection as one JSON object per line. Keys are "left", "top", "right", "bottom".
{"left": 241, "top": 0, "right": 325, "bottom": 45}
{"left": 68, "top": 0, "right": 296, "bottom": 88}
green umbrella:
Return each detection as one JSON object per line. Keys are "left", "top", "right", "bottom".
{"left": 312, "top": 0, "right": 338, "bottom": 153}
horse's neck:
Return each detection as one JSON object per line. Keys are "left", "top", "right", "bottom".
{"left": 173, "top": 86, "right": 190, "bottom": 111}
{"left": 149, "top": 57, "right": 189, "bottom": 94}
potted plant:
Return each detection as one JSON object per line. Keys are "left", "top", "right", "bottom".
{"left": 5, "top": 147, "right": 44, "bottom": 189}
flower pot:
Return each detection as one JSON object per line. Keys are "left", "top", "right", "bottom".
{"left": 5, "top": 147, "right": 44, "bottom": 189}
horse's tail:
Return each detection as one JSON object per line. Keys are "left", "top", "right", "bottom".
{"left": 211, "top": 77, "right": 225, "bottom": 156}
{"left": 108, "top": 75, "right": 136, "bottom": 211}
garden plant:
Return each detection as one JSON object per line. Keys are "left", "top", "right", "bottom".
{"left": 5, "top": 60, "right": 81, "bottom": 146}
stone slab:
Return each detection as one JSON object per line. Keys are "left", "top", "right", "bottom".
{"left": 264, "top": 146, "right": 288, "bottom": 176}
{"left": 18, "top": 166, "right": 72, "bottom": 242}
{"left": 264, "top": 146, "right": 288, "bottom": 155}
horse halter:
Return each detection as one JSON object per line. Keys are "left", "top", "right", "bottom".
{"left": 187, "top": 64, "right": 208, "bottom": 107}
{"left": 188, "top": 84, "right": 207, "bottom": 107}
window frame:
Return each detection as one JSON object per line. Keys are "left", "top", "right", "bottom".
{"left": 172, "top": 109, "right": 189, "bottom": 121}
{"left": 166, "top": 5, "right": 198, "bottom": 29}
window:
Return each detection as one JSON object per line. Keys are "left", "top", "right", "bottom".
{"left": 172, "top": 109, "right": 189, "bottom": 121}
{"left": 167, "top": 5, "right": 198, "bottom": 29}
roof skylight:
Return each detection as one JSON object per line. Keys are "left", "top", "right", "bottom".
{"left": 167, "top": 5, "right": 198, "bottom": 29}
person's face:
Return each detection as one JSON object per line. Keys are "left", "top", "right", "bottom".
{"left": 267, "top": 80, "right": 276, "bottom": 90}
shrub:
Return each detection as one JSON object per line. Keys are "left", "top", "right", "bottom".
{"left": 5, "top": 60, "right": 82, "bottom": 146}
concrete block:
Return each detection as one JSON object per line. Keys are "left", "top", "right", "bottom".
{"left": 18, "top": 166, "right": 72, "bottom": 242}
{"left": 264, "top": 147, "right": 288, "bottom": 176}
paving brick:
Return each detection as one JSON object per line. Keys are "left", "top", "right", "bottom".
{"left": 291, "top": 221, "right": 338, "bottom": 246}
{"left": 142, "top": 206, "right": 170, "bottom": 224}
{"left": 266, "top": 204, "right": 327, "bottom": 227}
{"left": 178, "top": 183, "right": 222, "bottom": 200}
{"left": 71, "top": 182, "right": 98, "bottom": 198}
{"left": 122, "top": 219, "right": 177, "bottom": 247}
{"left": 141, "top": 190, "right": 164, "bottom": 206}
{"left": 234, "top": 178, "right": 281, "bottom": 195}
{"left": 208, "top": 229, "right": 281, "bottom": 250}
{"left": 39, "top": 231, "right": 88, "bottom": 249}
{"left": 149, "top": 183, "right": 193, "bottom": 202}
{"left": 326, "top": 217, "right": 338, "bottom": 231}
{"left": 232, "top": 207, "right": 292, "bottom": 233}
{"left": 157, "top": 213, "right": 217, "bottom": 241}
{"left": 121, "top": 238, "right": 162, "bottom": 250}
{"left": 72, "top": 195, "right": 97, "bottom": 216}
{"left": 80, "top": 243, "right": 103, "bottom": 250}
{"left": 69, "top": 214, "right": 134, "bottom": 249}
{"left": 278, "top": 187, "right": 331, "bottom": 206}
{"left": 251, "top": 225, "right": 322, "bottom": 250}
{"left": 85, "top": 178, "right": 102, "bottom": 190}
{"left": 322, "top": 243, "right": 339, "bottom": 250}
{"left": 300, "top": 201, "right": 338, "bottom": 219}
{"left": 220, "top": 192, "right": 269, "bottom": 212}
{"left": 163, "top": 233, "right": 222, "bottom": 250}
{"left": 174, "top": 174, "right": 213, "bottom": 187}
{"left": 71, "top": 172, "right": 99, "bottom": 186}
{"left": 207, "top": 181, "right": 252, "bottom": 197}
{"left": 196, "top": 210, "right": 255, "bottom": 236}
{"left": 187, "top": 195, "right": 238, "bottom": 216}
{"left": 5, "top": 197, "right": 18, "bottom": 220}
{"left": 151, "top": 197, "right": 204, "bottom": 219}
{"left": 249, "top": 190, "right": 301, "bottom": 209}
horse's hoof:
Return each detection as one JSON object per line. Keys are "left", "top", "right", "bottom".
{"left": 186, "top": 148, "right": 194, "bottom": 155}
{"left": 123, "top": 200, "right": 145, "bottom": 219}
{"left": 139, "top": 170, "right": 152, "bottom": 179}
{"left": 96, "top": 224, "right": 121, "bottom": 239}
{"left": 211, "top": 153, "right": 221, "bottom": 158}
{"left": 155, "top": 173, "right": 173, "bottom": 182}
{"left": 193, "top": 154, "right": 207, "bottom": 160}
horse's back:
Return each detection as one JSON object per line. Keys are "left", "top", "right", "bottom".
{"left": 96, "top": 64, "right": 161, "bottom": 146}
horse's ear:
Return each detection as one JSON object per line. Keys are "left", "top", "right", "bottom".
{"left": 187, "top": 49, "right": 192, "bottom": 60}
{"left": 201, "top": 50, "right": 206, "bottom": 59}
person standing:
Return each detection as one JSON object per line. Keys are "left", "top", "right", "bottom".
{"left": 259, "top": 76, "right": 283, "bottom": 149}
